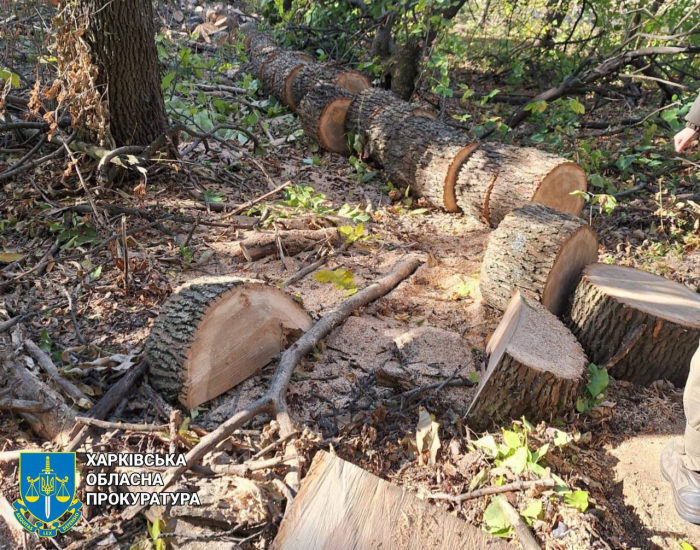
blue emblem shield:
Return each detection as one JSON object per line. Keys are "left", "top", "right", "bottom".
{"left": 14, "top": 452, "right": 81, "bottom": 536}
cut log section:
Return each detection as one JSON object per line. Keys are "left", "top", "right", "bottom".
{"left": 479, "top": 203, "right": 598, "bottom": 316}
{"left": 384, "top": 115, "right": 477, "bottom": 212}
{"left": 268, "top": 54, "right": 312, "bottom": 106}
{"left": 247, "top": 32, "right": 278, "bottom": 57}
{"left": 271, "top": 451, "right": 514, "bottom": 550}
{"left": 146, "top": 277, "right": 312, "bottom": 408}
{"left": 567, "top": 264, "right": 700, "bottom": 387}
{"left": 360, "top": 101, "right": 437, "bottom": 166}
{"left": 467, "top": 291, "right": 586, "bottom": 429}
{"left": 235, "top": 228, "right": 340, "bottom": 261}
{"left": 298, "top": 83, "right": 354, "bottom": 154}
{"left": 260, "top": 52, "right": 313, "bottom": 95}
{"left": 455, "top": 143, "right": 587, "bottom": 227}
{"left": 290, "top": 64, "right": 370, "bottom": 111}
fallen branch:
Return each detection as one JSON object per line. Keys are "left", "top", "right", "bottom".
{"left": 222, "top": 180, "right": 291, "bottom": 218}
{"left": 497, "top": 497, "right": 542, "bottom": 550}
{"left": 24, "top": 339, "right": 92, "bottom": 406}
{"left": 122, "top": 256, "right": 423, "bottom": 520}
{"left": 0, "top": 398, "right": 52, "bottom": 413}
{"left": 428, "top": 478, "right": 556, "bottom": 503}
{"left": 76, "top": 416, "right": 168, "bottom": 433}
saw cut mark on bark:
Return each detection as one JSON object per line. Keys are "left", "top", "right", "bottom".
{"left": 345, "top": 87, "right": 404, "bottom": 139}
{"left": 479, "top": 203, "right": 599, "bottom": 316}
{"left": 270, "top": 451, "right": 514, "bottom": 550}
{"left": 455, "top": 143, "right": 586, "bottom": 226}
{"left": 123, "top": 258, "right": 423, "bottom": 521}
{"left": 261, "top": 51, "right": 315, "bottom": 94}
{"left": 468, "top": 291, "right": 586, "bottom": 429}
{"left": 146, "top": 277, "right": 312, "bottom": 409}
{"left": 567, "top": 263, "right": 700, "bottom": 387}
{"left": 298, "top": 83, "right": 354, "bottom": 154}
{"left": 383, "top": 115, "right": 477, "bottom": 212}
{"left": 289, "top": 64, "right": 370, "bottom": 112}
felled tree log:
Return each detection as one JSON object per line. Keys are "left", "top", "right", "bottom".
{"left": 260, "top": 52, "right": 313, "bottom": 95}
{"left": 568, "top": 264, "right": 700, "bottom": 387}
{"left": 146, "top": 277, "right": 312, "bottom": 408}
{"left": 467, "top": 291, "right": 586, "bottom": 429}
{"left": 455, "top": 143, "right": 587, "bottom": 227}
{"left": 271, "top": 451, "right": 513, "bottom": 550}
{"left": 345, "top": 88, "right": 399, "bottom": 139}
{"left": 268, "top": 54, "right": 312, "bottom": 107}
{"left": 298, "top": 84, "right": 354, "bottom": 153}
{"left": 479, "top": 203, "right": 598, "bottom": 316}
{"left": 290, "top": 64, "right": 370, "bottom": 112}
{"left": 235, "top": 228, "right": 340, "bottom": 261}
{"left": 360, "top": 102, "right": 437, "bottom": 166}
{"left": 247, "top": 32, "right": 278, "bottom": 56}
{"left": 384, "top": 116, "right": 478, "bottom": 212}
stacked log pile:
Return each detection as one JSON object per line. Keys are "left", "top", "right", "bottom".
{"left": 243, "top": 32, "right": 587, "bottom": 225}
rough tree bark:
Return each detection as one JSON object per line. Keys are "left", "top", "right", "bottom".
{"left": 479, "top": 204, "right": 598, "bottom": 316}
{"left": 68, "top": 0, "right": 169, "bottom": 146}
{"left": 568, "top": 264, "right": 700, "bottom": 387}
{"left": 467, "top": 291, "right": 586, "bottom": 430}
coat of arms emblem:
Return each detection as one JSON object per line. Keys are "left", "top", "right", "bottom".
{"left": 12, "top": 452, "right": 83, "bottom": 537}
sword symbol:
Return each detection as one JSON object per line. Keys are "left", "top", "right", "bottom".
{"left": 45, "top": 495, "right": 50, "bottom": 520}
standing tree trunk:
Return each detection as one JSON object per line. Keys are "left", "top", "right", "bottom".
{"left": 63, "top": 0, "right": 168, "bottom": 146}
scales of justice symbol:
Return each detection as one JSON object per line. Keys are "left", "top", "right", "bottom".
{"left": 24, "top": 456, "right": 71, "bottom": 520}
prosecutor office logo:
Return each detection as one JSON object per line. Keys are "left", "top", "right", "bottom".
{"left": 12, "top": 452, "right": 83, "bottom": 537}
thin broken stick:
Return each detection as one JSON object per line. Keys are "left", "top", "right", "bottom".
{"left": 222, "top": 180, "right": 291, "bottom": 218}
{"left": 497, "top": 496, "right": 542, "bottom": 550}
{"left": 122, "top": 255, "right": 423, "bottom": 520}
{"left": 428, "top": 478, "right": 555, "bottom": 503}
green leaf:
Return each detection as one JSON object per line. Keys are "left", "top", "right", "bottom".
{"left": 483, "top": 497, "right": 512, "bottom": 537}
{"left": 161, "top": 72, "right": 176, "bottom": 89}
{"left": 563, "top": 490, "right": 589, "bottom": 512}
{"left": 39, "top": 330, "right": 52, "bottom": 354}
{"left": 530, "top": 443, "right": 550, "bottom": 463}
{"left": 474, "top": 435, "right": 500, "bottom": 458}
{"left": 0, "top": 68, "right": 20, "bottom": 87}
{"left": 502, "top": 430, "right": 522, "bottom": 450}
{"left": 551, "top": 429, "right": 571, "bottom": 447}
{"left": 468, "top": 371, "right": 480, "bottom": 384}
{"left": 521, "top": 500, "right": 543, "bottom": 520}
{"left": 586, "top": 364, "right": 609, "bottom": 399}
{"left": 568, "top": 98, "right": 586, "bottom": 115}
{"left": 680, "top": 541, "right": 696, "bottom": 550}
{"left": 503, "top": 446, "right": 528, "bottom": 474}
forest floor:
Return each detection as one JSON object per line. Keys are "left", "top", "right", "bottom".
{"left": 1, "top": 1, "right": 700, "bottom": 549}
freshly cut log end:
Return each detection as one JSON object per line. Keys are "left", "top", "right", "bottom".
{"left": 479, "top": 203, "right": 599, "bottom": 316}
{"left": 568, "top": 264, "right": 700, "bottom": 387}
{"left": 298, "top": 83, "right": 354, "bottom": 154}
{"left": 271, "top": 451, "right": 514, "bottom": 550}
{"left": 290, "top": 64, "right": 370, "bottom": 111}
{"left": 384, "top": 115, "right": 476, "bottom": 212}
{"left": 455, "top": 143, "right": 586, "bottom": 226}
{"left": 467, "top": 291, "right": 586, "bottom": 430}
{"left": 146, "top": 277, "right": 312, "bottom": 409}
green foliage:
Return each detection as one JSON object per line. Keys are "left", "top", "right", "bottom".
{"left": 338, "top": 223, "right": 366, "bottom": 243}
{"left": 0, "top": 67, "right": 20, "bottom": 87}
{"left": 576, "top": 363, "right": 610, "bottom": 413}
{"left": 314, "top": 269, "right": 358, "bottom": 296}
{"left": 483, "top": 496, "right": 513, "bottom": 538}
{"left": 146, "top": 518, "right": 167, "bottom": 550}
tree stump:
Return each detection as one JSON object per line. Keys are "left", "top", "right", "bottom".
{"left": 383, "top": 116, "right": 478, "bottom": 212}
{"left": 479, "top": 203, "right": 598, "bottom": 316}
{"left": 455, "top": 143, "right": 587, "bottom": 227}
{"left": 467, "top": 291, "right": 586, "bottom": 429}
{"left": 298, "top": 83, "right": 354, "bottom": 153}
{"left": 290, "top": 64, "right": 370, "bottom": 111}
{"left": 146, "top": 277, "right": 312, "bottom": 408}
{"left": 567, "top": 264, "right": 700, "bottom": 387}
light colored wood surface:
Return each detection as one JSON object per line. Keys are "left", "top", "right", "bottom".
{"left": 272, "top": 451, "right": 514, "bottom": 550}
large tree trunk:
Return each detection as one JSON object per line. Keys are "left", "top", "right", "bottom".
{"left": 70, "top": 0, "right": 169, "bottom": 146}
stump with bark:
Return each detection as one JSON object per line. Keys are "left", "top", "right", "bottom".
{"left": 298, "top": 83, "right": 354, "bottom": 153}
{"left": 479, "top": 203, "right": 599, "bottom": 316}
{"left": 568, "top": 264, "right": 700, "bottom": 387}
{"left": 384, "top": 116, "right": 478, "bottom": 212}
{"left": 467, "top": 291, "right": 586, "bottom": 429}
{"left": 455, "top": 143, "right": 587, "bottom": 226}
{"left": 290, "top": 64, "right": 370, "bottom": 112}
{"left": 146, "top": 277, "right": 312, "bottom": 408}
